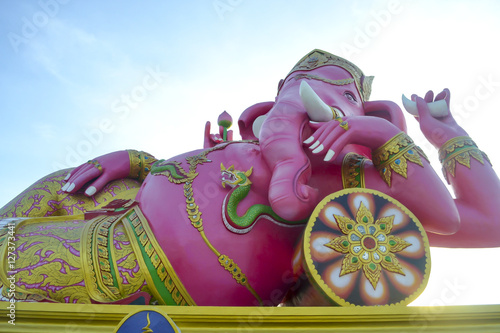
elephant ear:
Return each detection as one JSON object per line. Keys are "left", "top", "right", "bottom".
{"left": 363, "top": 100, "right": 407, "bottom": 133}
{"left": 238, "top": 101, "right": 275, "bottom": 140}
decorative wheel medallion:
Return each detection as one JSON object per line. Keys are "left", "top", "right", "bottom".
{"left": 302, "top": 189, "right": 431, "bottom": 306}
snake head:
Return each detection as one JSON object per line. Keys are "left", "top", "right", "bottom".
{"left": 221, "top": 163, "right": 253, "bottom": 188}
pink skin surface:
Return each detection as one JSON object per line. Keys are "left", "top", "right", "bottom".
{"left": 58, "top": 66, "right": 500, "bottom": 305}
{"left": 136, "top": 143, "right": 304, "bottom": 306}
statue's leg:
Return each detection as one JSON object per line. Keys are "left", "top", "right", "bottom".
{"left": 0, "top": 169, "right": 141, "bottom": 218}
{"left": 0, "top": 212, "right": 151, "bottom": 304}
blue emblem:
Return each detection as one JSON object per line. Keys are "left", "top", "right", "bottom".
{"left": 114, "top": 309, "right": 180, "bottom": 333}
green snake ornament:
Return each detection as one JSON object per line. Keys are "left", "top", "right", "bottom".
{"left": 220, "top": 163, "right": 307, "bottom": 234}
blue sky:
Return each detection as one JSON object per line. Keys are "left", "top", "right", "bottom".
{"left": 1, "top": 0, "right": 500, "bottom": 306}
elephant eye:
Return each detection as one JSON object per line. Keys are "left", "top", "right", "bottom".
{"left": 344, "top": 91, "right": 357, "bottom": 103}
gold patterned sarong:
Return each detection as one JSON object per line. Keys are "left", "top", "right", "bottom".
{"left": 0, "top": 202, "right": 195, "bottom": 305}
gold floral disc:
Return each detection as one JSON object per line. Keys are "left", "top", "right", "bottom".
{"left": 302, "top": 188, "right": 431, "bottom": 306}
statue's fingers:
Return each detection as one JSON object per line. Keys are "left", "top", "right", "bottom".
{"left": 84, "top": 175, "right": 111, "bottom": 197}
{"left": 323, "top": 125, "right": 354, "bottom": 163}
{"left": 315, "top": 121, "right": 350, "bottom": 162}
{"left": 317, "top": 127, "right": 345, "bottom": 160}
{"left": 435, "top": 88, "right": 451, "bottom": 105}
{"left": 64, "top": 164, "right": 86, "bottom": 182}
{"left": 303, "top": 125, "right": 324, "bottom": 145}
{"left": 435, "top": 90, "right": 446, "bottom": 101}
{"left": 64, "top": 167, "right": 102, "bottom": 194}
{"left": 203, "top": 121, "right": 212, "bottom": 148}
{"left": 210, "top": 134, "right": 223, "bottom": 143}
{"left": 305, "top": 121, "right": 334, "bottom": 149}
{"left": 204, "top": 121, "right": 211, "bottom": 137}
{"left": 424, "top": 90, "right": 434, "bottom": 103}
{"left": 305, "top": 122, "right": 324, "bottom": 141}
{"left": 415, "top": 96, "right": 435, "bottom": 124}
{"left": 62, "top": 164, "right": 91, "bottom": 190}
{"left": 314, "top": 119, "right": 346, "bottom": 147}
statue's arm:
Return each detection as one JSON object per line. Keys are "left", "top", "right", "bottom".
{"left": 429, "top": 149, "right": 500, "bottom": 247}
{"left": 362, "top": 137, "right": 462, "bottom": 240}
{"left": 402, "top": 90, "right": 500, "bottom": 247}
{"left": 62, "top": 150, "right": 157, "bottom": 196}
{"left": 309, "top": 88, "right": 500, "bottom": 247}
{"left": 364, "top": 140, "right": 500, "bottom": 248}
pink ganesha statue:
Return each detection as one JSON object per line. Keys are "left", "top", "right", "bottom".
{"left": 1, "top": 49, "right": 499, "bottom": 307}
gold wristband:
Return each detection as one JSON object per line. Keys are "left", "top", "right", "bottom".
{"left": 342, "top": 153, "right": 367, "bottom": 189}
{"left": 127, "top": 150, "right": 158, "bottom": 181}
{"left": 372, "top": 133, "right": 428, "bottom": 187}
{"left": 438, "top": 136, "right": 491, "bottom": 180}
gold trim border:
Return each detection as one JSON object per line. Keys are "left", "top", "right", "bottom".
{"left": 1, "top": 302, "right": 499, "bottom": 332}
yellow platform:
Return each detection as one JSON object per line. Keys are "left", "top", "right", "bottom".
{"left": 1, "top": 302, "right": 499, "bottom": 332}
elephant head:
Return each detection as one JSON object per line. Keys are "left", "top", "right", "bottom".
{"left": 238, "top": 49, "right": 407, "bottom": 221}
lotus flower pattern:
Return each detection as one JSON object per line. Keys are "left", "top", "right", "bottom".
{"left": 324, "top": 201, "right": 411, "bottom": 289}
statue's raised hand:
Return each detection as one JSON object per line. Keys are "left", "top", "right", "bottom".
{"left": 404, "top": 89, "right": 468, "bottom": 149}
{"left": 203, "top": 121, "right": 234, "bottom": 148}
{"left": 62, "top": 150, "right": 131, "bottom": 196}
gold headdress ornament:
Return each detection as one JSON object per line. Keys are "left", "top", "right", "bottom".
{"left": 280, "top": 49, "right": 374, "bottom": 102}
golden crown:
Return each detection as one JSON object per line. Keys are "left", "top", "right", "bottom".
{"left": 283, "top": 49, "right": 374, "bottom": 101}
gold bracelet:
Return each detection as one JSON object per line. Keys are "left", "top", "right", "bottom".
{"left": 127, "top": 150, "right": 158, "bottom": 181}
{"left": 342, "top": 153, "right": 367, "bottom": 189}
{"left": 372, "top": 133, "right": 428, "bottom": 187}
{"left": 438, "top": 136, "right": 491, "bottom": 180}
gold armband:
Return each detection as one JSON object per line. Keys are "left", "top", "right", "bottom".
{"left": 372, "top": 133, "right": 429, "bottom": 187}
{"left": 342, "top": 152, "right": 367, "bottom": 189}
{"left": 438, "top": 136, "right": 491, "bottom": 181}
{"left": 127, "top": 150, "right": 158, "bottom": 182}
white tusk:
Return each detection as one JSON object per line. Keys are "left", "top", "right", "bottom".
{"left": 252, "top": 114, "right": 267, "bottom": 139}
{"left": 401, "top": 95, "right": 419, "bottom": 115}
{"left": 300, "top": 81, "right": 334, "bottom": 122}
{"left": 402, "top": 94, "right": 449, "bottom": 118}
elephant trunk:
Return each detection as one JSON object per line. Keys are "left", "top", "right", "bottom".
{"left": 259, "top": 98, "right": 318, "bottom": 221}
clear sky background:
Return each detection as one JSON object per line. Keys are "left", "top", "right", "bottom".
{"left": 1, "top": 0, "right": 499, "bottom": 306}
